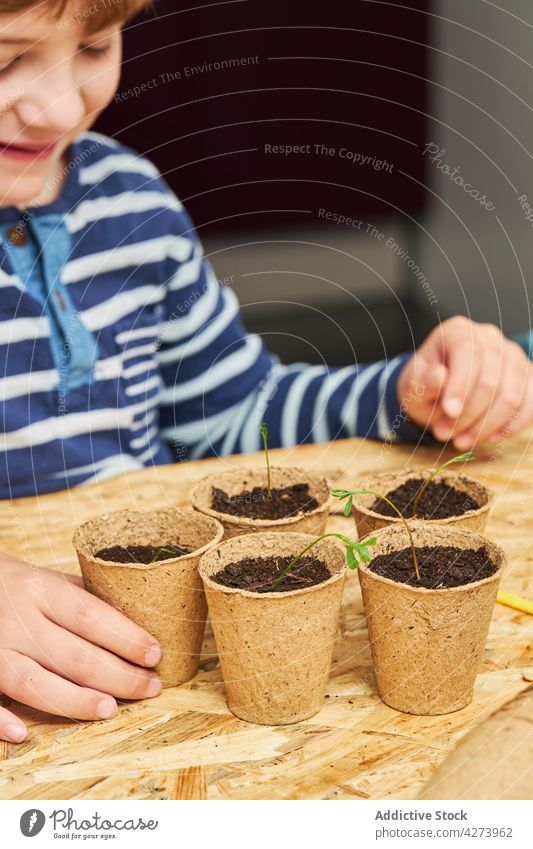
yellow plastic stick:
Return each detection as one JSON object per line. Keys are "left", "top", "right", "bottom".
{"left": 497, "top": 590, "right": 533, "bottom": 616}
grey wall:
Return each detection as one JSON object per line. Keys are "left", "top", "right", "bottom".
{"left": 204, "top": 1, "right": 533, "bottom": 365}
{"left": 417, "top": 0, "right": 533, "bottom": 334}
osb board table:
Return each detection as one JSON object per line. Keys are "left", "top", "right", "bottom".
{"left": 0, "top": 431, "right": 532, "bottom": 800}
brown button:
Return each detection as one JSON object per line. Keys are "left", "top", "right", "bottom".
{"left": 7, "top": 225, "right": 28, "bottom": 247}
{"left": 54, "top": 290, "right": 66, "bottom": 311}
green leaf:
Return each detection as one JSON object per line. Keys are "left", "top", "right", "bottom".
{"left": 454, "top": 451, "right": 475, "bottom": 462}
{"left": 343, "top": 496, "right": 353, "bottom": 518}
{"left": 331, "top": 488, "right": 349, "bottom": 499}
{"left": 353, "top": 538, "right": 376, "bottom": 563}
{"left": 346, "top": 547, "right": 358, "bottom": 570}
{"left": 149, "top": 546, "right": 177, "bottom": 564}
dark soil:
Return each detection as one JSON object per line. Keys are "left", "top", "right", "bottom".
{"left": 370, "top": 479, "right": 480, "bottom": 520}
{"left": 95, "top": 544, "right": 190, "bottom": 564}
{"left": 368, "top": 545, "right": 498, "bottom": 588}
{"left": 211, "top": 482, "right": 318, "bottom": 520}
{"left": 211, "top": 555, "right": 331, "bottom": 593}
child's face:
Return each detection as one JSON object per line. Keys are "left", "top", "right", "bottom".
{"left": 0, "top": 1, "right": 122, "bottom": 209}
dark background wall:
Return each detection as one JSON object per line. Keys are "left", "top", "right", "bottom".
{"left": 95, "top": 0, "right": 433, "bottom": 364}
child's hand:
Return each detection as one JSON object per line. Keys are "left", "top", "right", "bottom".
{"left": 0, "top": 554, "right": 164, "bottom": 744}
{"left": 397, "top": 317, "right": 533, "bottom": 447}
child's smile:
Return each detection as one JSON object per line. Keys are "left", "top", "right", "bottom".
{"left": 0, "top": 137, "right": 59, "bottom": 161}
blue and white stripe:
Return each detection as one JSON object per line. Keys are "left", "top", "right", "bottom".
{"left": 0, "top": 131, "right": 421, "bottom": 498}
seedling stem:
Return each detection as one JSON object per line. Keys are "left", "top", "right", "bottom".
{"left": 411, "top": 452, "right": 476, "bottom": 517}
{"left": 269, "top": 533, "right": 376, "bottom": 591}
{"left": 260, "top": 422, "right": 272, "bottom": 499}
{"left": 149, "top": 547, "right": 177, "bottom": 564}
{"left": 331, "top": 488, "right": 421, "bottom": 581}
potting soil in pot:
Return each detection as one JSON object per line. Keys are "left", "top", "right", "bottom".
{"left": 371, "top": 479, "right": 479, "bottom": 520}
{"left": 369, "top": 545, "right": 498, "bottom": 589}
{"left": 211, "top": 555, "right": 330, "bottom": 593}
{"left": 94, "top": 544, "right": 190, "bottom": 564}
{"left": 211, "top": 482, "right": 318, "bottom": 519}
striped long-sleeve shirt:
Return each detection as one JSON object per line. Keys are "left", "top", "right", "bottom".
{"left": 0, "top": 131, "right": 423, "bottom": 500}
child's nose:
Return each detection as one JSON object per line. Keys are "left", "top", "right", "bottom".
{"left": 15, "top": 72, "right": 86, "bottom": 135}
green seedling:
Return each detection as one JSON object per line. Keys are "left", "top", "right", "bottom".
{"left": 260, "top": 421, "right": 272, "bottom": 499}
{"left": 270, "top": 533, "right": 377, "bottom": 592}
{"left": 149, "top": 546, "right": 178, "bottom": 564}
{"left": 411, "top": 451, "right": 476, "bottom": 517}
{"left": 331, "top": 488, "right": 420, "bottom": 582}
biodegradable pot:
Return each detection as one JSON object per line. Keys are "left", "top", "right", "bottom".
{"left": 198, "top": 531, "right": 346, "bottom": 725}
{"left": 73, "top": 508, "right": 224, "bottom": 688}
{"left": 351, "top": 468, "right": 494, "bottom": 538}
{"left": 357, "top": 523, "right": 505, "bottom": 715}
{"left": 191, "top": 466, "right": 331, "bottom": 539}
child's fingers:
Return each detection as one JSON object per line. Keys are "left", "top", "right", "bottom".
{"left": 0, "top": 704, "right": 27, "bottom": 744}
{"left": 0, "top": 649, "right": 118, "bottom": 722}
{"left": 439, "top": 337, "right": 485, "bottom": 422}
{"left": 33, "top": 621, "right": 162, "bottom": 701}
{"left": 40, "top": 581, "right": 163, "bottom": 668}
{"left": 24, "top": 565, "right": 84, "bottom": 589}
{"left": 494, "top": 376, "right": 533, "bottom": 438}
{"left": 421, "top": 363, "right": 448, "bottom": 401}
{"left": 418, "top": 317, "right": 475, "bottom": 415}
{"left": 396, "top": 351, "right": 447, "bottom": 428}
{"left": 399, "top": 318, "right": 532, "bottom": 444}
{"left": 63, "top": 574, "right": 84, "bottom": 588}
{"left": 455, "top": 348, "right": 533, "bottom": 447}
{"left": 434, "top": 346, "right": 501, "bottom": 439}
{"left": 407, "top": 361, "right": 448, "bottom": 413}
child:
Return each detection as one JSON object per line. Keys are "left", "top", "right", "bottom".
{"left": 0, "top": 0, "right": 531, "bottom": 744}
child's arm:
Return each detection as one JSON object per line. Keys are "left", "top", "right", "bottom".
{"left": 0, "top": 553, "right": 163, "bottom": 743}
{"left": 155, "top": 210, "right": 428, "bottom": 459}
{"left": 152, "top": 200, "right": 532, "bottom": 456}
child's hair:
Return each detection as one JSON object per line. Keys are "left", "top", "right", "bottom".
{"left": 0, "top": 0, "right": 154, "bottom": 35}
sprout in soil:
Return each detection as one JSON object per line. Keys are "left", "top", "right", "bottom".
{"left": 260, "top": 421, "right": 272, "bottom": 499}
{"left": 331, "top": 488, "right": 421, "bottom": 582}
{"left": 149, "top": 546, "right": 178, "bottom": 564}
{"left": 270, "top": 533, "right": 377, "bottom": 591}
{"left": 411, "top": 451, "right": 476, "bottom": 517}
